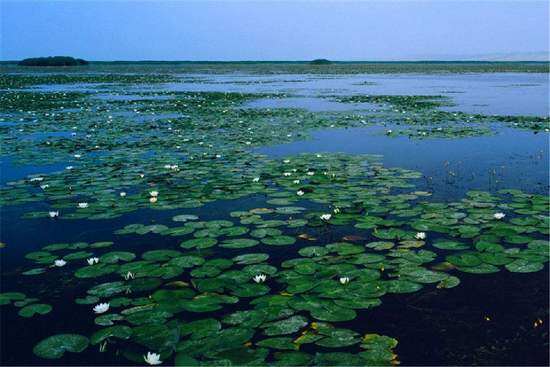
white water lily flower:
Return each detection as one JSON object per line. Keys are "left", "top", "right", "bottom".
{"left": 93, "top": 303, "right": 110, "bottom": 314}
{"left": 493, "top": 212, "right": 506, "bottom": 220}
{"left": 283, "top": 172, "right": 291, "bottom": 177}
{"left": 296, "top": 190, "right": 305, "bottom": 196}
{"left": 144, "top": 352, "right": 162, "bottom": 365}
{"left": 74, "top": 154, "right": 81, "bottom": 158}
{"left": 30, "top": 177, "right": 44, "bottom": 182}
{"left": 283, "top": 159, "right": 290, "bottom": 163}
{"left": 49, "top": 211, "right": 59, "bottom": 218}
{"left": 415, "top": 232, "right": 426, "bottom": 240}
{"left": 87, "top": 257, "right": 99, "bottom": 265}
{"left": 149, "top": 191, "right": 159, "bottom": 197}
{"left": 139, "top": 174, "right": 145, "bottom": 178}
{"left": 123, "top": 271, "right": 135, "bottom": 280}
{"left": 40, "top": 184, "right": 49, "bottom": 190}
{"left": 252, "top": 177, "right": 260, "bottom": 182}
{"left": 307, "top": 171, "right": 315, "bottom": 176}
{"left": 293, "top": 180, "right": 300, "bottom": 184}
{"left": 386, "top": 129, "right": 393, "bottom": 135}
{"left": 316, "top": 154, "right": 322, "bottom": 158}
{"left": 54, "top": 259, "right": 66, "bottom": 267}
{"left": 120, "top": 192, "right": 127, "bottom": 197}
{"left": 320, "top": 214, "right": 332, "bottom": 221}
{"left": 333, "top": 208, "right": 341, "bottom": 214}
{"left": 77, "top": 202, "right": 88, "bottom": 209}
{"left": 66, "top": 166, "right": 74, "bottom": 170}
{"left": 150, "top": 197, "right": 158, "bottom": 203}
{"left": 253, "top": 274, "right": 267, "bottom": 283}
{"left": 339, "top": 277, "right": 350, "bottom": 285}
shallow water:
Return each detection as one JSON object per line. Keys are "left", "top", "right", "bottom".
{"left": 166, "top": 72, "right": 549, "bottom": 116}
{"left": 258, "top": 126, "right": 549, "bottom": 200}
{"left": 1, "top": 66, "right": 548, "bottom": 366}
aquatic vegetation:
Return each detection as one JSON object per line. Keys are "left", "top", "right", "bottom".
{"left": 0, "top": 68, "right": 547, "bottom": 365}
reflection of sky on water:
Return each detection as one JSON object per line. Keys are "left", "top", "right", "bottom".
{"left": 258, "top": 126, "right": 549, "bottom": 200}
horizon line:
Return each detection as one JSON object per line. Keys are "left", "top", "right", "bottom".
{"left": 2, "top": 59, "right": 549, "bottom": 63}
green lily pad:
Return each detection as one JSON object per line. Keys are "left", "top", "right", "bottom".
{"left": 90, "top": 325, "right": 132, "bottom": 345}
{"left": 261, "top": 236, "right": 296, "bottom": 246}
{"left": 33, "top": 334, "right": 89, "bottom": 359}
{"left": 505, "top": 259, "right": 544, "bottom": 273}
{"left": 18, "top": 303, "right": 52, "bottom": 318}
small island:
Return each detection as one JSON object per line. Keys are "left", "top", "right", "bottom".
{"left": 18, "top": 56, "right": 89, "bottom": 66}
{"left": 309, "top": 58, "right": 332, "bottom": 65}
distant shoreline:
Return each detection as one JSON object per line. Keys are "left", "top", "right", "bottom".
{"left": 1, "top": 60, "right": 547, "bottom": 74}
{"left": 1, "top": 60, "right": 548, "bottom": 64}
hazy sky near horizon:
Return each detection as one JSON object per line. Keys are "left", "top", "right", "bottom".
{"left": 1, "top": 1, "right": 548, "bottom": 61}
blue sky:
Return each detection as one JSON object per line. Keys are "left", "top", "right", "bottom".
{"left": 1, "top": 1, "right": 548, "bottom": 61}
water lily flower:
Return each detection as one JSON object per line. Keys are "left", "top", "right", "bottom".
{"left": 149, "top": 191, "right": 159, "bottom": 197}
{"left": 415, "top": 232, "right": 426, "bottom": 240}
{"left": 49, "top": 211, "right": 59, "bottom": 218}
{"left": 40, "top": 184, "right": 49, "bottom": 190}
{"left": 283, "top": 172, "right": 291, "bottom": 176}
{"left": 139, "top": 174, "right": 145, "bottom": 178}
{"left": 339, "top": 277, "right": 350, "bottom": 285}
{"left": 65, "top": 166, "right": 74, "bottom": 170}
{"left": 150, "top": 197, "right": 158, "bottom": 203}
{"left": 87, "top": 257, "right": 99, "bottom": 265}
{"left": 386, "top": 129, "right": 393, "bottom": 135}
{"left": 54, "top": 259, "right": 67, "bottom": 267}
{"left": 316, "top": 154, "right": 322, "bottom": 158}
{"left": 252, "top": 177, "right": 260, "bottom": 182}
{"left": 74, "top": 154, "right": 81, "bottom": 158}
{"left": 93, "top": 303, "right": 110, "bottom": 314}
{"left": 77, "top": 202, "right": 88, "bottom": 209}
{"left": 307, "top": 171, "right": 315, "bottom": 176}
{"left": 253, "top": 274, "right": 267, "bottom": 283}
{"left": 30, "top": 177, "right": 44, "bottom": 182}
{"left": 120, "top": 192, "right": 127, "bottom": 197}
{"left": 143, "top": 352, "right": 162, "bottom": 365}
{"left": 296, "top": 190, "right": 305, "bottom": 196}
{"left": 293, "top": 179, "right": 300, "bottom": 184}
{"left": 283, "top": 159, "right": 290, "bottom": 163}
{"left": 123, "top": 271, "right": 135, "bottom": 280}
{"left": 320, "top": 214, "right": 332, "bottom": 221}
{"left": 333, "top": 208, "right": 341, "bottom": 214}
{"left": 493, "top": 212, "right": 506, "bottom": 220}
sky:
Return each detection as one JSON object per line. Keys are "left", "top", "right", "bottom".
{"left": 1, "top": 0, "right": 548, "bottom": 61}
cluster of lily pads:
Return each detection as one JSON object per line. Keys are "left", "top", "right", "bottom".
{"left": 0, "top": 70, "right": 548, "bottom": 365}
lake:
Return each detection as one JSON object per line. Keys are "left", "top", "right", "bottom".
{"left": 0, "top": 64, "right": 548, "bottom": 366}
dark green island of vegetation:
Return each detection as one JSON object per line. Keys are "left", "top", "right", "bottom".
{"left": 18, "top": 56, "right": 88, "bottom": 66}
{"left": 309, "top": 58, "right": 332, "bottom": 65}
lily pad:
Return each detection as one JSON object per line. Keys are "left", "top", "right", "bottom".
{"left": 33, "top": 334, "right": 89, "bottom": 359}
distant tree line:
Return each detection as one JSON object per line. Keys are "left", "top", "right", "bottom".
{"left": 18, "top": 56, "right": 89, "bottom": 66}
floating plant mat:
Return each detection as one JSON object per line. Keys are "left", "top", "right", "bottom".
{"left": 0, "top": 70, "right": 548, "bottom": 365}
{"left": 2, "top": 152, "right": 548, "bottom": 365}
